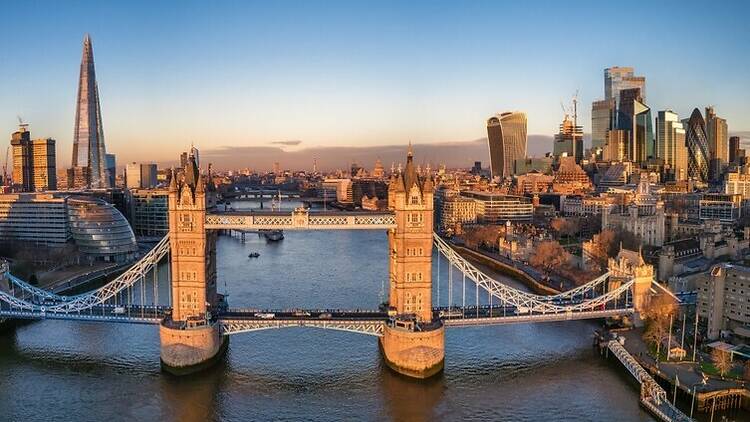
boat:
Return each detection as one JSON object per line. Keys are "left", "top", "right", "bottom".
{"left": 262, "top": 229, "right": 284, "bottom": 242}
{"left": 248, "top": 252, "right": 260, "bottom": 258}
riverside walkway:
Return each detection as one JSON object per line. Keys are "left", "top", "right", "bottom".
{"left": 608, "top": 340, "right": 693, "bottom": 421}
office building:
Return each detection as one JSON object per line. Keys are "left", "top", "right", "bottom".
{"left": 126, "top": 162, "right": 141, "bottom": 189}
{"left": 698, "top": 193, "right": 742, "bottom": 224}
{"left": 0, "top": 193, "right": 70, "bottom": 245}
{"left": 127, "top": 188, "right": 169, "bottom": 237}
{"left": 106, "top": 153, "right": 116, "bottom": 187}
{"left": 591, "top": 99, "right": 615, "bottom": 151}
{"left": 486, "top": 112, "right": 527, "bottom": 179}
{"left": 705, "top": 106, "right": 728, "bottom": 182}
{"left": 729, "top": 136, "right": 741, "bottom": 164}
{"left": 656, "top": 110, "right": 687, "bottom": 181}
{"left": 140, "top": 163, "right": 158, "bottom": 188}
{"left": 69, "top": 34, "right": 109, "bottom": 189}
{"left": 11, "top": 125, "right": 57, "bottom": 192}
{"left": 67, "top": 197, "right": 137, "bottom": 262}
{"left": 603, "top": 129, "right": 627, "bottom": 161}
{"left": 684, "top": 108, "right": 710, "bottom": 183}
{"left": 553, "top": 114, "right": 583, "bottom": 162}
{"left": 605, "top": 66, "right": 646, "bottom": 105}
{"left": 698, "top": 264, "right": 750, "bottom": 340}
{"left": 460, "top": 191, "right": 533, "bottom": 223}
{"left": 11, "top": 125, "right": 33, "bottom": 191}
{"left": 724, "top": 166, "right": 750, "bottom": 198}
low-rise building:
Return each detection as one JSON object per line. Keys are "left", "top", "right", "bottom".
{"left": 697, "top": 264, "right": 750, "bottom": 340}
{"left": 127, "top": 188, "right": 169, "bottom": 237}
{"left": 601, "top": 177, "right": 666, "bottom": 246}
{"left": 699, "top": 193, "right": 742, "bottom": 224}
{"left": 0, "top": 193, "right": 69, "bottom": 245}
{"left": 460, "top": 191, "right": 533, "bottom": 224}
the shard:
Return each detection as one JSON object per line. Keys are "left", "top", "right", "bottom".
{"left": 69, "top": 34, "right": 109, "bottom": 189}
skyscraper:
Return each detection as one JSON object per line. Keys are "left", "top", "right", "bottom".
{"left": 729, "top": 136, "right": 741, "bottom": 164}
{"left": 106, "top": 153, "right": 116, "bottom": 187}
{"left": 705, "top": 106, "right": 728, "bottom": 182}
{"left": 684, "top": 108, "right": 710, "bottom": 183}
{"left": 486, "top": 112, "right": 527, "bottom": 179}
{"left": 11, "top": 124, "right": 57, "bottom": 192}
{"left": 655, "top": 110, "right": 687, "bottom": 181}
{"left": 605, "top": 66, "right": 646, "bottom": 105}
{"left": 69, "top": 34, "right": 109, "bottom": 189}
{"left": 11, "top": 125, "right": 32, "bottom": 191}
{"left": 591, "top": 99, "right": 615, "bottom": 151}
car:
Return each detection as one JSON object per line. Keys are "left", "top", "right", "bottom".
{"left": 293, "top": 311, "right": 311, "bottom": 317}
{"left": 113, "top": 306, "right": 126, "bottom": 315}
{"left": 254, "top": 312, "right": 275, "bottom": 319}
{"left": 319, "top": 312, "right": 332, "bottom": 319}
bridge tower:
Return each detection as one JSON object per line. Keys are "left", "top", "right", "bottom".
{"left": 608, "top": 247, "right": 655, "bottom": 326}
{"left": 379, "top": 145, "right": 445, "bottom": 379}
{"left": 159, "top": 155, "right": 227, "bottom": 375}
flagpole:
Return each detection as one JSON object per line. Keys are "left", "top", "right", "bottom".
{"left": 673, "top": 374, "right": 678, "bottom": 405}
{"left": 667, "top": 313, "right": 674, "bottom": 361}
{"left": 690, "top": 386, "right": 696, "bottom": 418}
{"left": 693, "top": 308, "right": 699, "bottom": 362}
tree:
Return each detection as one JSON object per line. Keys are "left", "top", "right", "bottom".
{"left": 711, "top": 348, "right": 732, "bottom": 378}
{"left": 643, "top": 316, "right": 669, "bottom": 359}
{"left": 530, "top": 240, "right": 570, "bottom": 272}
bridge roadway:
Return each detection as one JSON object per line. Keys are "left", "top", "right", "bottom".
{"left": 0, "top": 303, "right": 633, "bottom": 332}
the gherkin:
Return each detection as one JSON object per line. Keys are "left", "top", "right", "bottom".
{"left": 684, "top": 108, "right": 709, "bottom": 183}
{"left": 70, "top": 34, "right": 109, "bottom": 189}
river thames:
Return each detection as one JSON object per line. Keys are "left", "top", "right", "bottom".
{"left": 0, "top": 217, "right": 666, "bottom": 422}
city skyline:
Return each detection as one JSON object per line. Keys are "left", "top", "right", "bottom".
{"left": 2, "top": 1, "right": 750, "bottom": 170}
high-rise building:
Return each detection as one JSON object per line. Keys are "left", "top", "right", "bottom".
{"left": 655, "top": 110, "right": 687, "bottom": 181}
{"left": 486, "top": 112, "right": 527, "bottom": 179}
{"left": 69, "top": 34, "right": 109, "bottom": 189}
{"left": 140, "top": 163, "right": 158, "bottom": 188}
{"left": 684, "top": 108, "right": 710, "bottom": 183}
{"left": 729, "top": 136, "right": 741, "bottom": 164}
{"left": 105, "top": 153, "right": 116, "bottom": 188}
{"left": 126, "top": 162, "right": 141, "bottom": 189}
{"left": 591, "top": 99, "right": 615, "bottom": 151}
{"left": 10, "top": 125, "right": 57, "bottom": 192}
{"left": 705, "top": 106, "right": 728, "bottom": 182}
{"left": 605, "top": 66, "right": 646, "bottom": 105}
{"left": 553, "top": 114, "right": 583, "bottom": 162}
{"left": 603, "top": 129, "right": 628, "bottom": 161}
{"left": 31, "top": 138, "right": 57, "bottom": 191}
{"left": 633, "top": 100, "right": 654, "bottom": 163}
{"left": 179, "top": 152, "right": 189, "bottom": 169}
{"left": 11, "top": 125, "right": 32, "bottom": 191}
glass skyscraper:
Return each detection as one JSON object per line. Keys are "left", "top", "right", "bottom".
{"left": 70, "top": 34, "right": 109, "bottom": 189}
{"left": 684, "top": 108, "right": 710, "bottom": 183}
{"left": 656, "top": 110, "right": 687, "bottom": 181}
{"left": 486, "top": 112, "right": 527, "bottom": 180}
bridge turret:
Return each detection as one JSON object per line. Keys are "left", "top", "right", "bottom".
{"left": 380, "top": 145, "right": 444, "bottom": 379}
{"left": 161, "top": 151, "right": 226, "bottom": 375}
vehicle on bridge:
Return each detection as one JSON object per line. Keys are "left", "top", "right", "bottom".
{"left": 254, "top": 312, "right": 275, "bottom": 319}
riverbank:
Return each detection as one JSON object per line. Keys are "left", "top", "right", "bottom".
{"left": 600, "top": 328, "right": 750, "bottom": 418}
{"left": 450, "top": 244, "right": 561, "bottom": 295}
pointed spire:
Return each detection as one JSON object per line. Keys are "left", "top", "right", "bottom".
{"left": 196, "top": 173, "right": 205, "bottom": 194}
{"left": 169, "top": 168, "right": 177, "bottom": 192}
{"left": 407, "top": 141, "right": 413, "bottom": 158}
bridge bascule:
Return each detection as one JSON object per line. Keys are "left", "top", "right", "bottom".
{"left": 0, "top": 148, "right": 661, "bottom": 380}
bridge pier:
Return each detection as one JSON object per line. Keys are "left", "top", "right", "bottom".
{"left": 159, "top": 321, "right": 228, "bottom": 375}
{"left": 379, "top": 321, "right": 444, "bottom": 379}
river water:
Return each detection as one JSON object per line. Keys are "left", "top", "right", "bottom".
{"left": 0, "top": 200, "right": 676, "bottom": 421}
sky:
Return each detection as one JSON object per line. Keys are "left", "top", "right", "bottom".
{"left": 2, "top": 0, "right": 749, "bottom": 171}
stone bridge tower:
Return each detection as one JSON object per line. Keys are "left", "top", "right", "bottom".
{"left": 160, "top": 154, "right": 226, "bottom": 375}
{"left": 379, "top": 145, "right": 444, "bottom": 379}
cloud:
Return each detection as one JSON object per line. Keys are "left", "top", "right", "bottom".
{"left": 270, "top": 140, "right": 303, "bottom": 146}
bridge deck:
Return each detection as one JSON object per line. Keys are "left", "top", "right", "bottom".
{"left": 205, "top": 210, "right": 396, "bottom": 230}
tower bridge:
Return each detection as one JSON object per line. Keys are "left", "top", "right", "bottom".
{"left": 0, "top": 147, "right": 669, "bottom": 383}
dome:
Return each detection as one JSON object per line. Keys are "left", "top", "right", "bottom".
{"left": 67, "top": 197, "right": 137, "bottom": 261}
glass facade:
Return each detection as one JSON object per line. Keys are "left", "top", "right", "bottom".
{"left": 67, "top": 197, "right": 137, "bottom": 262}
{"left": 591, "top": 99, "right": 615, "bottom": 151}
{"left": 684, "top": 108, "right": 710, "bottom": 183}
{"left": 486, "top": 112, "right": 527, "bottom": 180}
{"left": 71, "top": 34, "right": 109, "bottom": 189}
